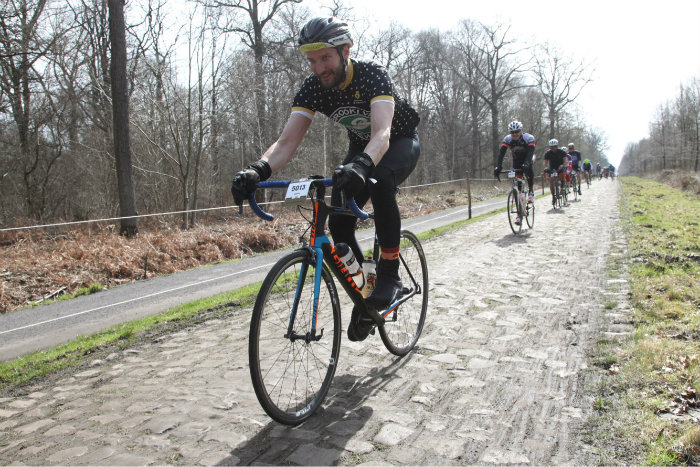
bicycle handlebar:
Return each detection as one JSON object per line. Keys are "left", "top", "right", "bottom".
{"left": 248, "top": 178, "right": 370, "bottom": 221}
{"left": 496, "top": 168, "right": 524, "bottom": 182}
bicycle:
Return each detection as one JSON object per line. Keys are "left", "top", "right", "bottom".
{"left": 245, "top": 176, "right": 429, "bottom": 425}
{"left": 545, "top": 169, "right": 563, "bottom": 209}
{"left": 570, "top": 170, "right": 579, "bottom": 202}
{"left": 497, "top": 169, "right": 534, "bottom": 234}
{"left": 583, "top": 169, "right": 592, "bottom": 188}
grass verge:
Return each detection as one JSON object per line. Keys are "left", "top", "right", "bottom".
{"left": 584, "top": 176, "right": 700, "bottom": 465}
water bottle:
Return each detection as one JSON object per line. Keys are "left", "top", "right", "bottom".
{"left": 361, "top": 259, "right": 376, "bottom": 298}
{"left": 335, "top": 243, "right": 365, "bottom": 289}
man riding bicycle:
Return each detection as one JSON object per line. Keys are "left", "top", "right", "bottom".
{"left": 494, "top": 120, "right": 536, "bottom": 206}
{"left": 582, "top": 158, "right": 593, "bottom": 186}
{"left": 543, "top": 139, "right": 568, "bottom": 203}
{"left": 566, "top": 143, "right": 582, "bottom": 195}
{"left": 230, "top": 17, "right": 420, "bottom": 342}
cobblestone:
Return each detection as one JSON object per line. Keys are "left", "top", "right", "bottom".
{"left": 0, "top": 180, "right": 630, "bottom": 465}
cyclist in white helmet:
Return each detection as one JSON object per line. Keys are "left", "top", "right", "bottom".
{"left": 543, "top": 139, "right": 569, "bottom": 204}
{"left": 231, "top": 17, "right": 421, "bottom": 342}
{"left": 494, "top": 120, "right": 536, "bottom": 204}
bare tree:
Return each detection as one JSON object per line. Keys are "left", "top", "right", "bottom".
{"left": 533, "top": 43, "right": 592, "bottom": 138}
{"left": 196, "top": 0, "right": 301, "bottom": 154}
{"left": 0, "top": 0, "right": 66, "bottom": 219}
{"left": 455, "top": 20, "right": 531, "bottom": 167}
{"left": 108, "top": 0, "right": 138, "bottom": 236}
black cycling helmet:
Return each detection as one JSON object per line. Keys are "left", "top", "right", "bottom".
{"left": 298, "top": 17, "right": 353, "bottom": 52}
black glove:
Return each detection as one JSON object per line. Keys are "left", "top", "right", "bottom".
{"left": 493, "top": 166, "right": 501, "bottom": 178}
{"left": 231, "top": 160, "right": 271, "bottom": 206}
{"left": 521, "top": 163, "right": 530, "bottom": 173}
{"left": 333, "top": 153, "right": 374, "bottom": 197}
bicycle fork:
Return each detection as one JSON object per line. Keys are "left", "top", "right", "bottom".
{"left": 285, "top": 247, "right": 325, "bottom": 344}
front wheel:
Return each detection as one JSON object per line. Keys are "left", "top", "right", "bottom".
{"left": 507, "top": 188, "right": 522, "bottom": 234}
{"left": 525, "top": 195, "right": 535, "bottom": 229}
{"left": 379, "top": 230, "right": 428, "bottom": 357}
{"left": 249, "top": 249, "right": 341, "bottom": 425}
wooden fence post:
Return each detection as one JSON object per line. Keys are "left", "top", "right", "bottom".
{"left": 466, "top": 171, "right": 472, "bottom": 219}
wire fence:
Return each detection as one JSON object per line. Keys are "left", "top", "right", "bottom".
{"left": 0, "top": 174, "right": 502, "bottom": 233}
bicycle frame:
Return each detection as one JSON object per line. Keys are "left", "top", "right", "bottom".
{"left": 250, "top": 177, "right": 420, "bottom": 338}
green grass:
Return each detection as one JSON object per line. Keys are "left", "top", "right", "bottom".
{"left": 586, "top": 176, "right": 700, "bottom": 465}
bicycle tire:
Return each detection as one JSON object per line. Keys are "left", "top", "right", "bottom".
{"left": 506, "top": 188, "right": 522, "bottom": 234}
{"left": 572, "top": 175, "right": 579, "bottom": 202}
{"left": 561, "top": 181, "right": 568, "bottom": 206}
{"left": 249, "top": 249, "right": 341, "bottom": 425}
{"left": 525, "top": 195, "right": 535, "bottom": 228}
{"left": 379, "top": 230, "right": 428, "bottom": 357}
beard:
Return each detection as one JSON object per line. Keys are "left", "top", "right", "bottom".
{"left": 317, "top": 61, "right": 347, "bottom": 89}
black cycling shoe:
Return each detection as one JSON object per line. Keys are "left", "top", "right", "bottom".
{"left": 347, "top": 304, "right": 374, "bottom": 342}
{"left": 365, "top": 259, "right": 402, "bottom": 310}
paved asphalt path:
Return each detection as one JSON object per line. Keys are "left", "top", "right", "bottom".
{"left": 0, "top": 197, "right": 504, "bottom": 361}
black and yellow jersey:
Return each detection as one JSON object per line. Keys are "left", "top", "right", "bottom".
{"left": 292, "top": 59, "right": 419, "bottom": 146}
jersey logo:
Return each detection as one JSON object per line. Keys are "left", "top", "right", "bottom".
{"left": 355, "top": 90, "right": 360, "bottom": 99}
{"left": 330, "top": 106, "right": 371, "bottom": 138}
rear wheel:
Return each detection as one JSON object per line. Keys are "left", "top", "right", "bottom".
{"left": 378, "top": 230, "right": 428, "bottom": 357}
{"left": 561, "top": 182, "right": 568, "bottom": 206}
{"left": 507, "top": 188, "right": 522, "bottom": 234}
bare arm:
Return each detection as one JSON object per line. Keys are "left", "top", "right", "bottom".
{"left": 261, "top": 113, "right": 313, "bottom": 173}
{"left": 363, "top": 101, "right": 394, "bottom": 164}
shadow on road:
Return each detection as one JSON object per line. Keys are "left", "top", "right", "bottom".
{"left": 494, "top": 232, "right": 531, "bottom": 247}
{"left": 218, "top": 352, "right": 415, "bottom": 465}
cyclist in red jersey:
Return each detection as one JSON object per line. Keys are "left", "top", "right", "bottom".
{"left": 231, "top": 18, "right": 420, "bottom": 341}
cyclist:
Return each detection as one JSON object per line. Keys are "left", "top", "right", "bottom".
{"left": 566, "top": 143, "right": 582, "bottom": 195}
{"left": 494, "top": 120, "right": 536, "bottom": 206}
{"left": 230, "top": 17, "right": 421, "bottom": 342}
{"left": 543, "top": 139, "right": 568, "bottom": 204}
{"left": 608, "top": 164, "right": 616, "bottom": 179}
{"left": 596, "top": 162, "right": 602, "bottom": 179}
{"left": 582, "top": 158, "right": 593, "bottom": 186}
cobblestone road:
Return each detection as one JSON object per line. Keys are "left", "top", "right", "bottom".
{"left": 0, "top": 179, "right": 632, "bottom": 465}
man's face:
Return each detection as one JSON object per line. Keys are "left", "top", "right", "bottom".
{"left": 568, "top": 146, "right": 575, "bottom": 153}
{"left": 305, "top": 46, "right": 348, "bottom": 89}
{"left": 510, "top": 130, "right": 522, "bottom": 139}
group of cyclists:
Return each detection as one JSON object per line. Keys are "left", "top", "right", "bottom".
{"left": 495, "top": 120, "right": 616, "bottom": 211}
{"left": 230, "top": 16, "right": 621, "bottom": 340}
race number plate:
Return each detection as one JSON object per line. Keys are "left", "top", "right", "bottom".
{"left": 508, "top": 170, "right": 516, "bottom": 178}
{"left": 285, "top": 179, "right": 312, "bottom": 200}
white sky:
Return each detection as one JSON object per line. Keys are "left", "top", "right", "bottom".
{"left": 304, "top": 0, "right": 700, "bottom": 165}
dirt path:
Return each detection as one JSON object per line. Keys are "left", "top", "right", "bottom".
{"left": 0, "top": 180, "right": 631, "bottom": 465}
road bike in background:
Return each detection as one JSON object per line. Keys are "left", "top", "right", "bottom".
{"left": 497, "top": 169, "right": 534, "bottom": 235}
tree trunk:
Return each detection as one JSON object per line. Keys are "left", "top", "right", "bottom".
{"left": 108, "top": 0, "right": 138, "bottom": 237}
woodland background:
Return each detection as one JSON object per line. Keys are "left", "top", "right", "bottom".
{"left": 0, "top": 0, "right": 611, "bottom": 232}
{"left": 0, "top": 0, "right": 696, "bottom": 234}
